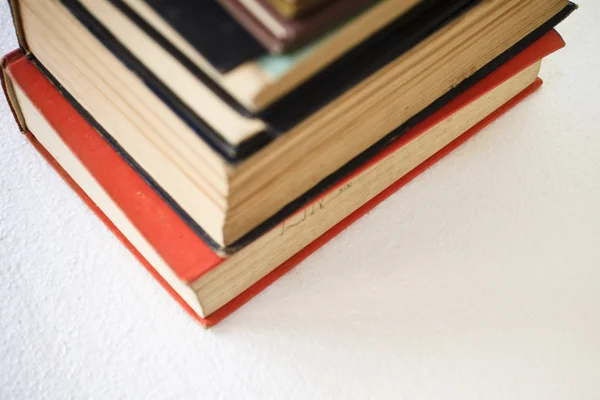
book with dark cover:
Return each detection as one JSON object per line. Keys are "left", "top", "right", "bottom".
{"left": 52, "top": 0, "right": 575, "bottom": 164}
{"left": 130, "top": 0, "right": 266, "bottom": 72}
{"left": 110, "top": 0, "right": 472, "bottom": 72}
{"left": 76, "top": 0, "right": 483, "bottom": 115}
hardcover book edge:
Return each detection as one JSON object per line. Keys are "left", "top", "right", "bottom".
{"left": 1, "top": 52, "right": 542, "bottom": 325}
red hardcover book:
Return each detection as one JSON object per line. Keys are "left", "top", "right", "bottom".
{"left": 1, "top": 30, "right": 565, "bottom": 326}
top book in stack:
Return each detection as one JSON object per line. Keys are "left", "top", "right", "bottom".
{"left": 217, "top": 0, "right": 383, "bottom": 53}
{"left": 10, "top": 0, "right": 571, "bottom": 249}
{"left": 266, "top": 0, "right": 334, "bottom": 19}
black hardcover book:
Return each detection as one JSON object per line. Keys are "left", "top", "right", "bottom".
{"left": 141, "top": 0, "right": 266, "bottom": 72}
{"left": 32, "top": 3, "right": 577, "bottom": 253}
{"left": 63, "top": 0, "right": 481, "bottom": 162}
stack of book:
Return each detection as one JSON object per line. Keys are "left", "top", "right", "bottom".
{"left": 2, "top": 0, "right": 575, "bottom": 326}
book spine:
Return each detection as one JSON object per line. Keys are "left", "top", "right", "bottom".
{"left": 1, "top": 50, "right": 27, "bottom": 132}
{"left": 7, "top": 0, "right": 28, "bottom": 52}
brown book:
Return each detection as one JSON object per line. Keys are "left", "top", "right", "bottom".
{"left": 218, "top": 0, "right": 377, "bottom": 53}
{"left": 267, "top": 0, "right": 333, "bottom": 18}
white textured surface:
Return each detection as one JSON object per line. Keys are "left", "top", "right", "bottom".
{"left": 1, "top": 2, "right": 600, "bottom": 399}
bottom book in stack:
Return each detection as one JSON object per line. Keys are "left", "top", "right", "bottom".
{"left": 1, "top": 30, "right": 564, "bottom": 326}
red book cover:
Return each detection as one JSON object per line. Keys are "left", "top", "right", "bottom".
{"left": 1, "top": 30, "right": 565, "bottom": 326}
